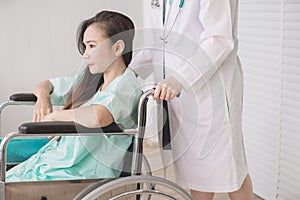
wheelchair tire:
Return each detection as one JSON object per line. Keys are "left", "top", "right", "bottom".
{"left": 74, "top": 175, "right": 193, "bottom": 200}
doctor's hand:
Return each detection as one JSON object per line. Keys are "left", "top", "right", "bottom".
{"left": 153, "top": 76, "right": 182, "bottom": 100}
{"left": 33, "top": 95, "right": 53, "bottom": 122}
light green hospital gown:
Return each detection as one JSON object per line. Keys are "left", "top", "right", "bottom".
{"left": 6, "top": 68, "right": 141, "bottom": 182}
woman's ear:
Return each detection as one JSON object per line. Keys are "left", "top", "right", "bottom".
{"left": 113, "top": 40, "right": 125, "bottom": 56}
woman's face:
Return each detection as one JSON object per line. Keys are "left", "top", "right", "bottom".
{"left": 82, "top": 24, "right": 115, "bottom": 74}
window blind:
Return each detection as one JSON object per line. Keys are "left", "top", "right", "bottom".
{"left": 239, "top": 0, "right": 300, "bottom": 199}
{"left": 277, "top": 0, "right": 300, "bottom": 199}
{"left": 238, "top": 1, "right": 281, "bottom": 199}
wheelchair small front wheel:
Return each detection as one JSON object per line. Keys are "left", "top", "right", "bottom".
{"left": 75, "top": 175, "right": 193, "bottom": 200}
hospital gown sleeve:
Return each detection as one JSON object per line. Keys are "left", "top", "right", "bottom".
{"left": 49, "top": 71, "right": 84, "bottom": 105}
{"left": 92, "top": 70, "right": 142, "bottom": 129}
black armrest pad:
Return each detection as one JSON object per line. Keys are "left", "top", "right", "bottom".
{"left": 18, "top": 121, "right": 124, "bottom": 134}
{"left": 10, "top": 93, "right": 37, "bottom": 102}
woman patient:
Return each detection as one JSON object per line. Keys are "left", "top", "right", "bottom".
{"left": 6, "top": 10, "right": 141, "bottom": 182}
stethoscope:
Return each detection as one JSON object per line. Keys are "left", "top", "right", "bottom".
{"left": 151, "top": 0, "right": 185, "bottom": 43}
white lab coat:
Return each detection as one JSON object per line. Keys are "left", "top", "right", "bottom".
{"left": 130, "top": 0, "right": 248, "bottom": 192}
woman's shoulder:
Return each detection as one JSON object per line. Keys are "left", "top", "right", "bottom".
{"left": 107, "top": 68, "right": 140, "bottom": 91}
{"left": 118, "top": 68, "right": 137, "bottom": 82}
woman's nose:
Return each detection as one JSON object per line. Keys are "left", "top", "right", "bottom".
{"left": 83, "top": 50, "right": 90, "bottom": 59}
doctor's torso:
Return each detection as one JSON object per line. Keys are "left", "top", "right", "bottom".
{"left": 147, "top": 0, "right": 240, "bottom": 81}
{"left": 150, "top": 0, "right": 203, "bottom": 41}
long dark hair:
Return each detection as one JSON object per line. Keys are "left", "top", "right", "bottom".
{"left": 64, "top": 11, "right": 135, "bottom": 109}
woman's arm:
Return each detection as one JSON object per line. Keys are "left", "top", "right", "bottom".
{"left": 32, "top": 80, "right": 54, "bottom": 122}
{"left": 42, "top": 104, "right": 114, "bottom": 128}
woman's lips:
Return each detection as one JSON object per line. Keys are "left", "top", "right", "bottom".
{"left": 87, "top": 63, "right": 94, "bottom": 67}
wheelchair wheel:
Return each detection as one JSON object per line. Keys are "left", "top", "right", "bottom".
{"left": 75, "top": 175, "right": 193, "bottom": 200}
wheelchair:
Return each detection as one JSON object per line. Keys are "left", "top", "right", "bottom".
{"left": 0, "top": 89, "right": 193, "bottom": 200}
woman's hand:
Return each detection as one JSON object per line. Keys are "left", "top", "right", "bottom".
{"left": 32, "top": 80, "right": 54, "bottom": 122}
{"left": 41, "top": 111, "right": 56, "bottom": 122}
{"left": 41, "top": 109, "right": 73, "bottom": 122}
{"left": 33, "top": 95, "right": 53, "bottom": 122}
{"left": 41, "top": 110, "right": 64, "bottom": 141}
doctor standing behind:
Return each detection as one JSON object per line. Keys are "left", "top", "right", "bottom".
{"left": 130, "top": 0, "right": 253, "bottom": 199}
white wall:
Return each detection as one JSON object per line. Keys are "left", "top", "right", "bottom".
{"left": 0, "top": 0, "right": 144, "bottom": 135}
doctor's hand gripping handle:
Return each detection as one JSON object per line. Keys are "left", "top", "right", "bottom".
{"left": 154, "top": 76, "right": 182, "bottom": 100}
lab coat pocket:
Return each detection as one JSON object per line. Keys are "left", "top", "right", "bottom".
{"left": 198, "top": 85, "right": 228, "bottom": 159}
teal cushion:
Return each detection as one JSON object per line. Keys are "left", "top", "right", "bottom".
{"left": 0, "top": 138, "right": 49, "bottom": 163}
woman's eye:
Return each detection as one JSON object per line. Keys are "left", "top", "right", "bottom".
{"left": 89, "top": 44, "right": 96, "bottom": 48}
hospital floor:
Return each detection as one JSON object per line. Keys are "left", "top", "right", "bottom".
{"left": 144, "top": 141, "right": 263, "bottom": 200}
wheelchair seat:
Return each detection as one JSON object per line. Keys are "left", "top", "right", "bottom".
{"left": 0, "top": 90, "right": 152, "bottom": 200}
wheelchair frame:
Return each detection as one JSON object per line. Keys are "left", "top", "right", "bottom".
{"left": 0, "top": 89, "right": 193, "bottom": 200}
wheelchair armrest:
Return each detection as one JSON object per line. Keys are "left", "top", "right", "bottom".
{"left": 18, "top": 121, "right": 124, "bottom": 134}
{"left": 10, "top": 93, "right": 37, "bottom": 102}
